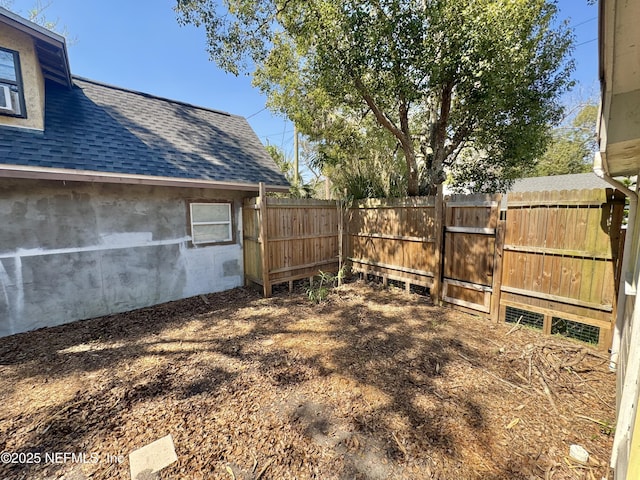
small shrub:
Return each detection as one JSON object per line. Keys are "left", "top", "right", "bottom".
{"left": 306, "top": 267, "right": 347, "bottom": 304}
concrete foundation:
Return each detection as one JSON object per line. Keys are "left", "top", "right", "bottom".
{"left": 0, "top": 179, "right": 247, "bottom": 336}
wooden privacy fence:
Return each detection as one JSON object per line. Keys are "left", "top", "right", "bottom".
{"left": 347, "top": 196, "right": 439, "bottom": 291}
{"left": 243, "top": 185, "right": 625, "bottom": 349}
{"left": 243, "top": 184, "right": 340, "bottom": 296}
{"left": 499, "top": 188, "right": 625, "bottom": 349}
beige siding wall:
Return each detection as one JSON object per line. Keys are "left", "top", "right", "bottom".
{"left": 0, "top": 22, "right": 45, "bottom": 131}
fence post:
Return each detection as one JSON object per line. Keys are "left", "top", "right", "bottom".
{"left": 490, "top": 219, "right": 506, "bottom": 322}
{"left": 338, "top": 199, "right": 344, "bottom": 286}
{"left": 432, "top": 184, "right": 444, "bottom": 305}
{"left": 258, "top": 182, "right": 272, "bottom": 297}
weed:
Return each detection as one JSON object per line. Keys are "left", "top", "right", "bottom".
{"left": 306, "top": 267, "right": 347, "bottom": 304}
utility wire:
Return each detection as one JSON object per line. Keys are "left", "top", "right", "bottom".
{"left": 280, "top": 120, "right": 288, "bottom": 151}
{"left": 246, "top": 106, "right": 267, "bottom": 119}
{"left": 572, "top": 16, "right": 597, "bottom": 28}
{"left": 576, "top": 38, "right": 597, "bottom": 47}
{"left": 262, "top": 129, "right": 293, "bottom": 138}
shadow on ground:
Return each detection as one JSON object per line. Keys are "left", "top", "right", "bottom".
{"left": 0, "top": 281, "right": 606, "bottom": 479}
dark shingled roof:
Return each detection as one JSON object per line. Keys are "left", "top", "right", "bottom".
{"left": 508, "top": 173, "right": 611, "bottom": 193}
{"left": 0, "top": 77, "right": 289, "bottom": 187}
{"left": 500, "top": 173, "right": 613, "bottom": 210}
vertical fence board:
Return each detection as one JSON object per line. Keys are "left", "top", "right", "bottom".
{"left": 258, "top": 183, "right": 271, "bottom": 296}
{"left": 432, "top": 185, "right": 444, "bottom": 303}
{"left": 491, "top": 220, "right": 506, "bottom": 322}
{"left": 242, "top": 197, "right": 262, "bottom": 286}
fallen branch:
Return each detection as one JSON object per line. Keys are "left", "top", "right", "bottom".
{"left": 535, "top": 365, "right": 559, "bottom": 415}
{"left": 544, "top": 461, "right": 560, "bottom": 480}
{"left": 485, "top": 338, "right": 504, "bottom": 349}
{"left": 392, "top": 432, "right": 409, "bottom": 458}
{"left": 457, "top": 352, "right": 474, "bottom": 364}
{"left": 572, "top": 371, "right": 614, "bottom": 410}
{"left": 506, "top": 316, "right": 524, "bottom": 335}
{"left": 540, "top": 342, "right": 609, "bottom": 361}
{"left": 564, "top": 456, "right": 593, "bottom": 469}
{"left": 486, "top": 370, "right": 531, "bottom": 394}
{"left": 576, "top": 415, "right": 612, "bottom": 428}
{"left": 514, "top": 371, "right": 529, "bottom": 384}
{"left": 255, "top": 458, "right": 274, "bottom": 480}
{"left": 457, "top": 352, "right": 531, "bottom": 394}
{"left": 560, "top": 349, "right": 587, "bottom": 370}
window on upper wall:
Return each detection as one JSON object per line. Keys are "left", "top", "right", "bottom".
{"left": 189, "top": 202, "right": 234, "bottom": 245}
{"left": 0, "top": 47, "right": 26, "bottom": 118}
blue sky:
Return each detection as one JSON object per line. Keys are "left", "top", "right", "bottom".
{"left": 5, "top": 0, "right": 599, "bottom": 161}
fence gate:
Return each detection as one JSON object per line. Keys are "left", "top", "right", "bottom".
{"left": 441, "top": 194, "right": 502, "bottom": 316}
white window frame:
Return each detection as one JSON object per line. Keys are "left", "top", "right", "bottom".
{"left": 189, "top": 202, "right": 233, "bottom": 245}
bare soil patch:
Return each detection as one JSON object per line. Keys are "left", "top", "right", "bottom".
{"left": 0, "top": 281, "right": 615, "bottom": 479}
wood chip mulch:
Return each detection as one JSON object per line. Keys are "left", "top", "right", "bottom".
{"left": 0, "top": 281, "right": 615, "bottom": 479}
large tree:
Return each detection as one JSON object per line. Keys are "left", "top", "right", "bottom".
{"left": 532, "top": 102, "right": 598, "bottom": 177}
{"left": 176, "top": 0, "right": 574, "bottom": 195}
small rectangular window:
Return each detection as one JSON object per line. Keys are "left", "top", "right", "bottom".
{"left": 190, "top": 202, "right": 233, "bottom": 244}
{"left": 0, "top": 47, "right": 26, "bottom": 118}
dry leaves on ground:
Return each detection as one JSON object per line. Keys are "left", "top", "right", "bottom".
{"left": 0, "top": 281, "right": 615, "bottom": 479}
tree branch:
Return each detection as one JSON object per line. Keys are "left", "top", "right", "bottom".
{"left": 443, "top": 125, "right": 470, "bottom": 162}
{"left": 253, "top": 0, "right": 293, "bottom": 34}
{"left": 353, "top": 77, "right": 407, "bottom": 147}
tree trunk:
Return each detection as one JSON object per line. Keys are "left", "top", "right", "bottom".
{"left": 422, "top": 80, "right": 455, "bottom": 196}
{"left": 406, "top": 153, "right": 419, "bottom": 196}
{"left": 352, "top": 78, "right": 421, "bottom": 196}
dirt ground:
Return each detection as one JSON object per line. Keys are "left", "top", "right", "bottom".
{"left": 0, "top": 280, "right": 615, "bottom": 480}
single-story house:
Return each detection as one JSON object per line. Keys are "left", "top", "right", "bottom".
{"left": 0, "top": 7, "right": 289, "bottom": 337}
{"left": 595, "top": 0, "right": 640, "bottom": 478}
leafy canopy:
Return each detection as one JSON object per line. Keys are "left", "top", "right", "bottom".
{"left": 176, "top": 0, "right": 574, "bottom": 195}
{"left": 532, "top": 102, "right": 598, "bottom": 177}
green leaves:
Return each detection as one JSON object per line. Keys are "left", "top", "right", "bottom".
{"left": 532, "top": 102, "right": 598, "bottom": 177}
{"left": 177, "top": 0, "right": 575, "bottom": 195}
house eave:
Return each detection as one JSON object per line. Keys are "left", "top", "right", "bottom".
{"left": 0, "top": 164, "right": 291, "bottom": 192}
{"left": 0, "top": 7, "right": 72, "bottom": 88}
{"left": 596, "top": 0, "right": 640, "bottom": 177}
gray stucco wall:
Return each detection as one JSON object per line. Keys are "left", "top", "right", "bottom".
{"left": 0, "top": 179, "right": 247, "bottom": 337}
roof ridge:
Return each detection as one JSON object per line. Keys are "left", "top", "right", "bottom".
{"left": 71, "top": 75, "right": 234, "bottom": 118}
